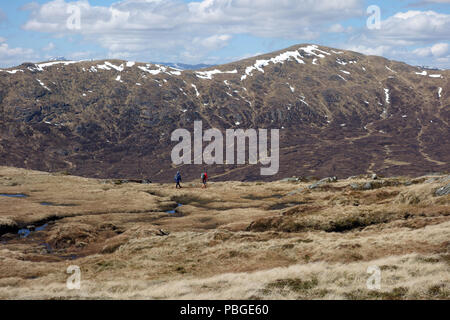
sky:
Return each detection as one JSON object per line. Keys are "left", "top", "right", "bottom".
{"left": 0, "top": 0, "right": 449, "bottom": 68}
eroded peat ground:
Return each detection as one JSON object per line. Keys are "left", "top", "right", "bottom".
{"left": 0, "top": 166, "right": 449, "bottom": 299}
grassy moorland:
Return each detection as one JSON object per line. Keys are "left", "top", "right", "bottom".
{"left": 0, "top": 166, "right": 448, "bottom": 299}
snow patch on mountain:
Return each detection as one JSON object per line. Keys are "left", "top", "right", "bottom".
{"left": 137, "top": 64, "right": 182, "bottom": 76}
{"left": 38, "top": 61, "right": 79, "bottom": 69}
{"left": 36, "top": 79, "right": 50, "bottom": 91}
{"left": 384, "top": 88, "right": 390, "bottom": 104}
{"left": 385, "top": 66, "right": 396, "bottom": 73}
{"left": 195, "top": 69, "right": 237, "bottom": 80}
{"left": 300, "top": 45, "right": 330, "bottom": 58}
{"left": 105, "top": 62, "right": 124, "bottom": 72}
{"left": 191, "top": 84, "right": 200, "bottom": 97}
{"left": 241, "top": 49, "right": 306, "bottom": 80}
{"left": 1, "top": 69, "right": 24, "bottom": 74}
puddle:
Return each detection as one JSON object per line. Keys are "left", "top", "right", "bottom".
{"left": 0, "top": 193, "right": 28, "bottom": 198}
{"left": 39, "top": 202, "right": 78, "bottom": 207}
{"left": 18, "top": 223, "right": 48, "bottom": 238}
{"left": 167, "top": 204, "right": 183, "bottom": 214}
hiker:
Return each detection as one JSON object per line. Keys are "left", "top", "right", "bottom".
{"left": 175, "top": 171, "right": 182, "bottom": 189}
{"left": 201, "top": 170, "right": 208, "bottom": 188}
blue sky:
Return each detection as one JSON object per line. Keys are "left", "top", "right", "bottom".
{"left": 0, "top": 0, "right": 449, "bottom": 68}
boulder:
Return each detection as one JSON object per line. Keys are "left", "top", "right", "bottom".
{"left": 281, "top": 177, "right": 300, "bottom": 183}
{"left": 308, "top": 176, "right": 338, "bottom": 189}
{"left": 350, "top": 183, "right": 361, "bottom": 190}
{"left": 363, "top": 182, "right": 373, "bottom": 190}
{"left": 435, "top": 183, "right": 450, "bottom": 196}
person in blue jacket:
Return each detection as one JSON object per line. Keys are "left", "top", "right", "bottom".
{"left": 175, "top": 171, "right": 182, "bottom": 189}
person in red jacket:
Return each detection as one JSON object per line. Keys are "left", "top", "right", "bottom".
{"left": 201, "top": 171, "right": 208, "bottom": 188}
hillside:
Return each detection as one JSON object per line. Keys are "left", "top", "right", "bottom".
{"left": 0, "top": 44, "right": 448, "bottom": 181}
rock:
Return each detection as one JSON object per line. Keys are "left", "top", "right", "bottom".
{"left": 371, "top": 174, "right": 378, "bottom": 180}
{"left": 363, "top": 182, "right": 373, "bottom": 190}
{"left": 281, "top": 177, "right": 300, "bottom": 183}
{"left": 157, "top": 229, "right": 170, "bottom": 236}
{"left": 308, "top": 176, "right": 337, "bottom": 189}
{"left": 350, "top": 183, "right": 361, "bottom": 190}
{"left": 425, "top": 175, "right": 450, "bottom": 184}
{"left": 435, "top": 183, "right": 450, "bottom": 196}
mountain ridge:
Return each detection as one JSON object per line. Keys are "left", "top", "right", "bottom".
{"left": 0, "top": 44, "right": 448, "bottom": 181}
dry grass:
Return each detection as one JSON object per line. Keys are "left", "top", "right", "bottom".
{"left": 0, "top": 166, "right": 448, "bottom": 300}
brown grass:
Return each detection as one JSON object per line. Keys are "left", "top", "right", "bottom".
{"left": 0, "top": 166, "right": 449, "bottom": 299}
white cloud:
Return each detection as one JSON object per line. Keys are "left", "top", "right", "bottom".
{"left": 412, "top": 43, "right": 449, "bottom": 63}
{"left": 0, "top": 42, "right": 35, "bottom": 67}
{"left": 329, "top": 24, "right": 345, "bottom": 33}
{"left": 193, "top": 34, "right": 232, "bottom": 50}
{"left": 43, "top": 42, "right": 56, "bottom": 51}
{"left": 342, "top": 10, "right": 450, "bottom": 68}
{"left": 345, "top": 45, "right": 389, "bottom": 56}
{"left": 21, "top": 0, "right": 363, "bottom": 63}
{"left": 430, "top": 42, "right": 449, "bottom": 57}
{"left": 373, "top": 10, "right": 450, "bottom": 44}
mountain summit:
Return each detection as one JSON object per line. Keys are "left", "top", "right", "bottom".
{"left": 0, "top": 44, "right": 448, "bottom": 181}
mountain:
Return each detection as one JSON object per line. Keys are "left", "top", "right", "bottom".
{"left": 152, "top": 62, "right": 216, "bottom": 70}
{"left": 49, "top": 57, "right": 69, "bottom": 62}
{"left": 0, "top": 44, "right": 448, "bottom": 182}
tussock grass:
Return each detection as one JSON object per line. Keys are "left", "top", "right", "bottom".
{"left": 0, "top": 166, "right": 448, "bottom": 300}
